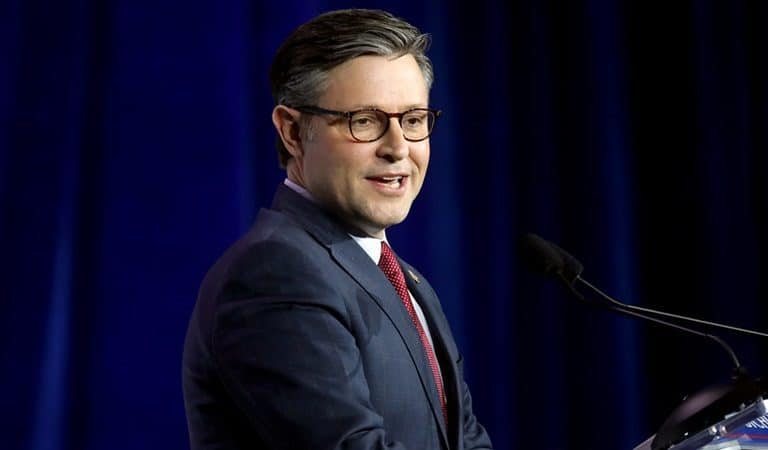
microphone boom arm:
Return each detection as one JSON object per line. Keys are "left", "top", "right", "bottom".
{"left": 560, "top": 273, "right": 743, "bottom": 370}
{"left": 575, "top": 275, "right": 768, "bottom": 339}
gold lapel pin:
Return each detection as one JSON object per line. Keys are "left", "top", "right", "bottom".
{"left": 407, "top": 269, "right": 420, "bottom": 284}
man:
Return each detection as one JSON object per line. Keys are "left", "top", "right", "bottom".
{"left": 183, "top": 9, "right": 493, "bottom": 450}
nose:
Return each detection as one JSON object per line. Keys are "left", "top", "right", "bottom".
{"left": 376, "top": 118, "right": 410, "bottom": 161}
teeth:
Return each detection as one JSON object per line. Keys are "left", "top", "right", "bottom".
{"left": 373, "top": 176, "right": 402, "bottom": 187}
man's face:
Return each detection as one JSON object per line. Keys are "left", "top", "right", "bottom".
{"left": 297, "top": 54, "right": 430, "bottom": 238}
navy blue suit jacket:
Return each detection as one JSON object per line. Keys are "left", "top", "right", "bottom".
{"left": 183, "top": 184, "right": 492, "bottom": 450}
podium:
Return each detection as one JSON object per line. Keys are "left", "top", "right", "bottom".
{"left": 635, "top": 399, "right": 768, "bottom": 449}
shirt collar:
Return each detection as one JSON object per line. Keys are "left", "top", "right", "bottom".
{"left": 283, "top": 178, "right": 314, "bottom": 201}
{"left": 350, "top": 234, "right": 389, "bottom": 264}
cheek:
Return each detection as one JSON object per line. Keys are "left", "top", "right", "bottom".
{"left": 333, "top": 145, "right": 373, "bottom": 175}
{"left": 306, "top": 143, "right": 366, "bottom": 187}
{"left": 303, "top": 138, "right": 338, "bottom": 173}
{"left": 414, "top": 144, "right": 430, "bottom": 173}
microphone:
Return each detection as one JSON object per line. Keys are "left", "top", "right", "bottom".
{"left": 519, "top": 233, "right": 768, "bottom": 353}
{"left": 519, "top": 233, "right": 767, "bottom": 449}
{"left": 519, "top": 233, "right": 583, "bottom": 286}
{"left": 519, "top": 233, "right": 744, "bottom": 367}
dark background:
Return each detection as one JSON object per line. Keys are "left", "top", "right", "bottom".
{"left": 2, "top": 0, "right": 767, "bottom": 449}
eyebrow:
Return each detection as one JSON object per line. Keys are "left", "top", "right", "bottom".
{"left": 347, "top": 103, "right": 429, "bottom": 111}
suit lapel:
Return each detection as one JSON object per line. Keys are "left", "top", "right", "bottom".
{"left": 403, "top": 262, "right": 458, "bottom": 448}
{"left": 329, "top": 241, "right": 450, "bottom": 446}
{"left": 402, "top": 263, "right": 458, "bottom": 364}
{"left": 271, "top": 185, "right": 450, "bottom": 447}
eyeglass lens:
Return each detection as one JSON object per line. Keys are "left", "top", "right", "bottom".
{"left": 350, "top": 110, "right": 435, "bottom": 141}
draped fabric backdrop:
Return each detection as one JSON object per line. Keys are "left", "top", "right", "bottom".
{"left": 2, "top": 0, "right": 767, "bottom": 449}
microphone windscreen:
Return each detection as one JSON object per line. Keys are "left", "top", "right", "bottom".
{"left": 547, "top": 240, "right": 584, "bottom": 283}
{"left": 519, "top": 233, "right": 564, "bottom": 276}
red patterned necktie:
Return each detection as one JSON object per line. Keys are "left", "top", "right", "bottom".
{"left": 378, "top": 241, "right": 447, "bottom": 424}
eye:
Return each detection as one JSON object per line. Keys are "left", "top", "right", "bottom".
{"left": 350, "top": 112, "right": 381, "bottom": 129}
{"left": 402, "top": 111, "right": 428, "bottom": 129}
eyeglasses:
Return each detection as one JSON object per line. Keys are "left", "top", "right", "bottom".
{"left": 291, "top": 105, "right": 442, "bottom": 143}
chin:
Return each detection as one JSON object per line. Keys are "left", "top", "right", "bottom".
{"left": 353, "top": 213, "right": 404, "bottom": 235}
{"left": 375, "top": 212, "right": 409, "bottom": 229}
{"left": 352, "top": 202, "right": 414, "bottom": 232}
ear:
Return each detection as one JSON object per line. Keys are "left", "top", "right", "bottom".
{"left": 272, "top": 105, "right": 305, "bottom": 159}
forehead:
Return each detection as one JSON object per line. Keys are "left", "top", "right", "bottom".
{"left": 319, "top": 54, "right": 429, "bottom": 110}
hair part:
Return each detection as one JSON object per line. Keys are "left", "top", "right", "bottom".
{"left": 269, "top": 9, "right": 434, "bottom": 168}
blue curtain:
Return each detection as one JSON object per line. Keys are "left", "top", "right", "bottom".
{"left": 2, "top": 1, "right": 767, "bottom": 449}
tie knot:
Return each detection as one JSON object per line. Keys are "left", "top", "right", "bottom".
{"left": 379, "top": 241, "right": 396, "bottom": 266}
{"left": 379, "top": 241, "right": 400, "bottom": 274}
{"left": 379, "top": 241, "right": 407, "bottom": 289}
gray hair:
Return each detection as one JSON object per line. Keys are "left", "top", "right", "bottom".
{"left": 269, "top": 9, "right": 434, "bottom": 168}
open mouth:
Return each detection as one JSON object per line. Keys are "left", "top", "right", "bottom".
{"left": 368, "top": 175, "right": 405, "bottom": 188}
